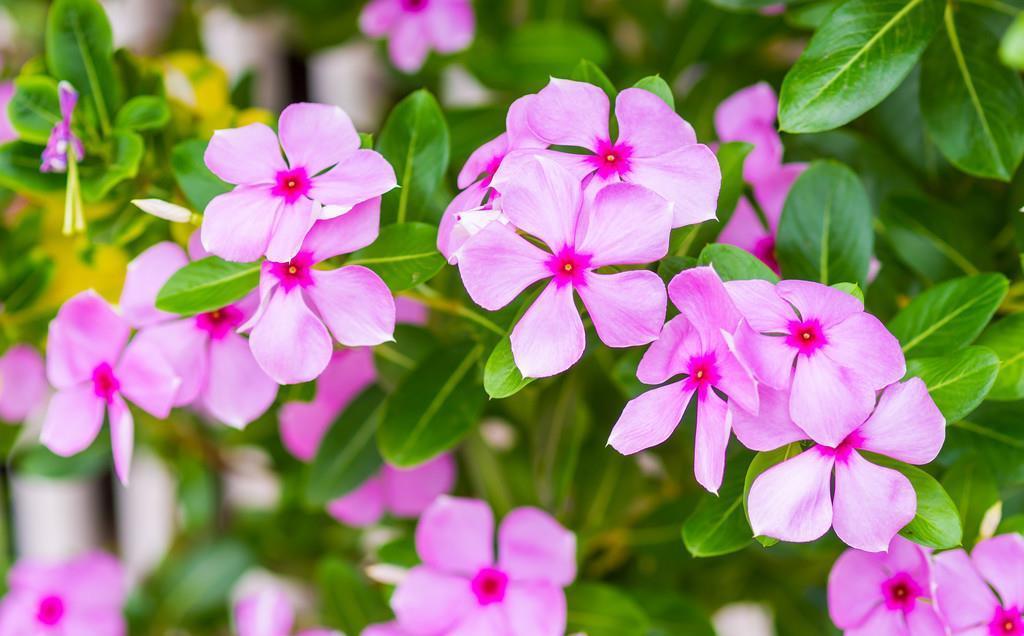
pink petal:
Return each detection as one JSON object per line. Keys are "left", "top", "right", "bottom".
{"left": 188, "top": 229, "right": 209, "bottom": 260}
{"left": 505, "top": 94, "right": 545, "bottom": 150}
{"left": 667, "top": 266, "right": 741, "bottom": 347}
{"left": 327, "top": 475, "right": 386, "bottom": 527}
{"left": 131, "top": 320, "right": 207, "bottom": 407}
{"left": 636, "top": 315, "right": 702, "bottom": 385}
{"left": 832, "top": 451, "right": 916, "bottom": 552}
{"left": 503, "top": 582, "right": 567, "bottom": 636}
{"left": 120, "top": 242, "right": 189, "bottom": 328}
{"left": 234, "top": 588, "right": 294, "bottom": 636}
{"left": 204, "top": 123, "right": 284, "bottom": 185}
{"left": 0, "top": 345, "right": 47, "bottom": 421}
{"left": 115, "top": 337, "right": 181, "bottom": 418}
{"left": 359, "top": 0, "right": 401, "bottom": 36}
{"left": 424, "top": 0, "right": 474, "bottom": 53}
{"left": 498, "top": 156, "right": 582, "bottom": 250}
{"left": 824, "top": 312, "right": 906, "bottom": 390}
{"left": 384, "top": 453, "right": 457, "bottom": 518}
{"left": 279, "top": 103, "right": 359, "bottom": 176}
{"left": 714, "top": 83, "right": 778, "bottom": 140}
{"left": 790, "top": 353, "right": 875, "bottom": 447}
{"left": 202, "top": 333, "right": 278, "bottom": 429}
{"left": 510, "top": 282, "right": 585, "bottom": 378}
{"left": 63, "top": 551, "right": 127, "bottom": 606}
{"left": 490, "top": 148, "right": 594, "bottom": 195}
{"left": 249, "top": 288, "right": 333, "bottom": 385}
{"left": 497, "top": 507, "right": 576, "bottom": 587}
{"left": 844, "top": 607, "right": 907, "bottom": 636}
{"left": 827, "top": 548, "right": 888, "bottom": 629}
{"left": 776, "top": 280, "right": 864, "bottom": 329}
{"left": 362, "top": 623, "right": 410, "bottom": 636}
{"left": 855, "top": 378, "right": 944, "bottom": 465}
{"left": 108, "top": 394, "right": 134, "bottom": 485}
{"left": 438, "top": 181, "right": 490, "bottom": 263}
{"left": 748, "top": 447, "right": 835, "bottom": 544}
{"left": 456, "top": 222, "right": 550, "bottom": 311}
{"left": 306, "top": 266, "right": 395, "bottom": 347}
{"left": 528, "top": 78, "right": 609, "bottom": 150}
{"left": 718, "top": 197, "right": 770, "bottom": 254}
{"left": 39, "top": 384, "right": 105, "bottom": 457}
{"left": 201, "top": 186, "right": 280, "bottom": 263}
{"left": 731, "top": 385, "right": 806, "bottom": 452}
{"left": 607, "top": 380, "right": 694, "bottom": 454}
{"left": 971, "top": 534, "right": 1024, "bottom": 609}
{"left": 416, "top": 496, "right": 494, "bottom": 575}
{"left": 396, "top": 297, "right": 427, "bottom": 325}
{"left": 752, "top": 162, "right": 806, "bottom": 224}
{"left": 902, "top": 606, "right": 947, "bottom": 636}
{"left": 388, "top": 18, "right": 431, "bottom": 73}
{"left": 301, "top": 197, "right": 381, "bottom": 261}
{"left": 576, "top": 182, "right": 672, "bottom": 267}
{"left": 694, "top": 390, "right": 731, "bottom": 494}
{"left": 447, "top": 605, "right": 509, "bottom": 636}
{"left": 712, "top": 342, "right": 759, "bottom": 414}
{"left": 615, "top": 87, "right": 697, "bottom": 157}
{"left": 265, "top": 198, "right": 318, "bottom": 263}
{"left": 458, "top": 133, "right": 508, "bottom": 188}
{"left": 309, "top": 150, "right": 397, "bottom": 210}
{"left": 731, "top": 322, "right": 795, "bottom": 389}
{"left": 723, "top": 280, "right": 793, "bottom": 333}
{"left": 626, "top": 145, "right": 720, "bottom": 228}
{"left": 933, "top": 549, "right": 999, "bottom": 631}
{"left": 46, "top": 290, "right": 130, "bottom": 388}
{"left": 577, "top": 270, "right": 666, "bottom": 348}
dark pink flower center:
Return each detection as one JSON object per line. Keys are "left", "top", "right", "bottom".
{"left": 269, "top": 252, "right": 315, "bottom": 291}
{"left": 881, "top": 572, "right": 923, "bottom": 612}
{"left": 821, "top": 431, "right": 864, "bottom": 463}
{"left": 752, "top": 236, "right": 779, "bottom": 274}
{"left": 401, "top": 0, "right": 429, "bottom": 10}
{"left": 480, "top": 153, "right": 505, "bottom": 189}
{"left": 786, "top": 319, "right": 827, "bottom": 355}
{"left": 273, "top": 167, "right": 311, "bottom": 204}
{"left": 991, "top": 606, "right": 1024, "bottom": 636}
{"left": 195, "top": 305, "right": 245, "bottom": 340}
{"left": 36, "top": 594, "right": 64, "bottom": 626}
{"left": 684, "top": 352, "right": 721, "bottom": 398}
{"left": 92, "top": 362, "right": 120, "bottom": 403}
{"left": 588, "top": 139, "right": 633, "bottom": 178}
{"left": 471, "top": 567, "right": 508, "bottom": 606}
{"left": 546, "top": 246, "right": 591, "bottom": 288}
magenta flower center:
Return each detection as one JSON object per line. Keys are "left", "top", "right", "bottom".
{"left": 546, "top": 246, "right": 591, "bottom": 287}
{"left": 990, "top": 606, "right": 1024, "bottom": 636}
{"left": 685, "top": 352, "right": 721, "bottom": 398}
{"left": 786, "top": 319, "right": 827, "bottom": 355}
{"left": 480, "top": 153, "right": 505, "bottom": 188}
{"left": 91, "top": 362, "right": 120, "bottom": 403}
{"left": 470, "top": 567, "right": 509, "bottom": 606}
{"left": 272, "top": 167, "right": 311, "bottom": 204}
{"left": 36, "top": 594, "right": 65, "bottom": 626}
{"left": 881, "top": 572, "right": 923, "bottom": 612}
{"left": 269, "top": 252, "right": 315, "bottom": 291}
{"left": 752, "top": 236, "right": 779, "bottom": 273}
{"left": 824, "top": 431, "right": 864, "bottom": 463}
{"left": 588, "top": 139, "right": 633, "bottom": 178}
{"left": 195, "top": 305, "right": 245, "bottom": 340}
{"left": 400, "top": 0, "right": 430, "bottom": 10}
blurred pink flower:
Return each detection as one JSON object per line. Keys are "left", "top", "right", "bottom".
{"left": 0, "top": 344, "right": 47, "bottom": 422}
{"left": 359, "top": 0, "right": 475, "bottom": 73}
{"left": 714, "top": 82, "right": 783, "bottom": 184}
{"left": 0, "top": 551, "right": 126, "bottom": 636}
{"left": 0, "top": 81, "right": 17, "bottom": 144}
{"left": 202, "top": 102, "right": 396, "bottom": 263}
{"left": 41, "top": 290, "right": 181, "bottom": 484}
{"left": 391, "top": 496, "right": 576, "bottom": 636}
{"left": 328, "top": 454, "right": 457, "bottom": 527}
{"left": 40, "top": 81, "right": 84, "bottom": 174}
{"left": 934, "top": 534, "right": 1024, "bottom": 635}
{"left": 362, "top": 623, "right": 411, "bottom": 636}
{"left": 234, "top": 587, "right": 340, "bottom": 636}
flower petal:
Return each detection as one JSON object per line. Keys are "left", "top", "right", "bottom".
{"left": 39, "top": 384, "right": 105, "bottom": 457}
{"left": 47, "top": 290, "right": 130, "bottom": 388}
{"left": 731, "top": 322, "right": 794, "bottom": 389}
{"left": 712, "top": 341, "right": 759, "bottom": 414}
{"left": 503, "top": 582, "right": 567, "bottom": 636}
{"left": 391, "top": 566, "right": 475, "bottom": 634}
{"left": 636, "top": 315, "right": 701, "bottom": 385}
{"left": 309, "top": 149, "right": 397, "bottom": 209}
{"left": 359, "top": 0, "right": 401, "bottom": 36}
{"left": 753, "top": 162, "right": 806, "bottom": 224}
{"left": 448, "top": 606, "right": 510, "bottom": 636}
{"left": 249, "top": 288, "right": 333, "bottom": 384}
{"left": 748, "top": 447, "right": 835, "bottom": 544}
{"left": 694, "top": 389, "right": 732, "bottom": 494}
{"left": 265, "top": 198, "right": 319, "bottom": 263}
{"left": 902, "top": 605, "right": 947, "bottom": 636}
{"left": 576, "top": 182, "right": 672, "bottom": 267}
{"left": 934, "top": 548, "right": 999, "bottom": 631}
{"left": 201, "top": 186, "right": 279, "bottom": 263}
{"left": 528, "top": 78, "right": 609, "bottom": 150}
{"left": 498, "top": 507, "right": 576, "bottom": 587}
{"left": 718, "top": 197, "right": 770, "bottom": 254}
{"left": 615, "top": 87, "right": 697, "bottom": 156}
{"left": 438, "top": 182, "right": 491, "bottom": 263}
{"left": 505, "top": 94, "right": 544, "bottom": 150}
{"left": 971, "top": 534, "right": 1024, "bottom": 609}
{"left": 327, "top": 475, "right": 386, "bottom": 527}
{"left": 499, "top": 155, "right": 582, "bottom": 250}
{"left": 732, "top": 385, "right": 806, "bottom": 452}
{"left": 416, "top": 496, "right": 495, "bottom": 575}
{"left": 844, "top": 607, "right": 908, "bottom": 636}
{"left": 790, "top": 353, "right": 875, "bottom": 447}
{"left": 626, "top": 145, "right": 720, "bottom": 228}
{"left": 116, "top": 337, "right": 181, "bottom": 418}
{"left": 824, "top": 312, "right": 906, "bottom": 390}
{"left": 856, "top": 378, "right": 945, "bottom": 465}
{"left": 307, "top": 266, "right": 396, "bottom": 347}
{"left": 204, "top": 123, "right": 284, "bottom": 185}
{"left": 278, "top": 102, "right": 359, "bottom": 175}
{"left": 667, "top": 266, "right": 741, "bottom": 347}
{"left": 458, "top": 133, "right": 508, "bottom": 189}
{"left": 234, "top": 588, "right": 294, "bottom": 636}
{"left": 384, "top": 453, "right": 457, "bottom": 518}
{"left": 777, "top": 279, "right": 863, "bottom": 329}
{"left": 827, "top": 548, "right": 888, "bottom": 629}
{"left": 723, "top": 279, "right": 792, "bottom": 333}
{"left": 832, "top": 451, "right": 916, "bottom": 552}
{"left": 424, "top": 0, "right": 474, "bottom": 53}
{"left": 131, "top": 320, "right": 207, "bottom": 407}
{"left": 108, "top": 394, "right": 134, "bottom": 485}
{"left": 456, "top": 221, "right": 550, "bottom": 311}
{"left": 607, "top": 380, "right": 694, "bottom": 455}
{"left": 202, "top": 333, "right": 278, "bottom": 429}
{"left": 302, "top": 197, "right": 382, "bottom": 261}
{"left": 0, "top": 345, "right": 47, "bottom": 422}
{"left": 510, "top": 282, "right": 585, "bottom": 378}
{"left": 120, "top": 242, "right": 189, "bottom": 328}
{"left": 577, "top": 270, "right": 666, "bottom": 348}
{"left": 387, "top": 18, "right": 431, "bottom": 73}
{"left": 714, "top": 82, "right": 778, "bottom": 139}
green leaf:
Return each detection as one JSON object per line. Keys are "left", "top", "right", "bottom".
{"left": 873, "top": 458, "right": 962, "bottom": 549}
{"left": 878, "top": 194, "right": 984, "bottom": 283}
{"left": 832, "top": 282, "right": 865, "bottom": 303}
{"left": 8, "top": 75, "right": 60, "bottom": 144}
{"left": 776, "top": 160, "right": 874, "bottom": 286}
{"left": 377, "top": 342, "right": 486, "bottom": 467}
{"left": 483, "top": 336, "right": 533, "bottom": 399}
{"left": 0, "top": 142, "right": 65, "bottom": 194}
{"left": 888, "top": 273, "right": 1008, "bottom": 357}
{"left": 907, "top": 346, "right": 999, "bottom": 421}
{"left": 921, "top": 6, "right": 1024, "bottom": 181}
{"left": 114, "top": 95, "right": 170, "bottom": 131}
{"left": 347, "top": 222, "right": 445, "bottom": 291}
{"left": 306, "top": 387, "right": 385, "bottom": 506}
{"left": 942, "top": 459, "right": 999, "bottom": 548}
{"left": 657, "top": 255, "right": 697, "bottom": 284}
{"left": 376, "top": 90, "right": 449, "bottom": 225}
{"left": 374, "top": 324, "right": 438, "bottom": 390}
{"left": 633, "top": 75, "right": 674, "bottom": 109}
{"left": 1000, "top": 12, "right": 1024, "bottom": 70}
{"left": 566, "top": 583, "right": 651, "bottom": 636}
{"left": 778, "top": 0, "right": 944, "bottom": 133}
{"left": 635, "top": 589, "right": 716, "bottom": 636}
{"left": 152, "top": 540, "right": 253, "bottom": 624}
{"left": 155, "top": 256, "right": 260, "bottom": 315}
{"left": 975, "top": 314, "right": 1024, "bottom": 400}
{"left": 81, "top": 129, "right": 143, "bottom": 200}
{"left": 697, "top": 243, "right": 779, "bottom": 283}
{"left": 317, "top": 558, "right": 390, "bottom": 634}
{"left": 571, "top": 59, "right": 616, "bottom": 99}
{"left": 171, "top": 139, "right": 230, "bottom": 211}
{"left": 682, "top": 454, "right": 754, "bottom": 557}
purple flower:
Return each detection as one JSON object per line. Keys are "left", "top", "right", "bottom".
{"left": 40, "top": 81, "right": 84, "bottom": 174}
{"left": 0, "top": 344, "right": 47, "bottom": 422}
{"left": 934, "top": 534, "right": 1024, "bottom": 635}
{"left": 359, "top": 0, "right": 475, "bottom": 73}
{"left": 328, "top": 454, "right": 457, "bottom": 527}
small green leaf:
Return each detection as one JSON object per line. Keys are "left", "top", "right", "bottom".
{"left": 8, "top": 75, "right": 60, "bottom": 144}
{"left": 114, "top": 95, "right": 170, "bottom": 131}
{"left": 171, "top": 139, "right": 230, "bottom": 211}
{"left": 81, "top": 129, "right": 143, "bottom": 201}
{"left": 483, "top": 337, "right": 533, "bottom": 399}
{"left": 999, "top": 12, "right": 1024, "bottom": 70}
{"left": 873, "top": 458, "right": 963, "bottom": 549}
{"left": 683, "top": 453, "right": 754, "bottom": 557}
{"left": 832, "top": 282, "right": 865, "bottom": 303}
{"left": 155, "top": 256, "right": 260, "bottom": 315}
{"left": 975, "top": 314, "right": 1024, "bottom": 400}
{"left": 347, "top": 222, "right": 445, "bottom": 291}
{"left": 697, "top": 243, "right": 779, "bottom": 283}
{"left": 571, "top": 59, "right": 616, "bottom": 99}
{"left": 566, "top": 583, "right": 651, "bottom": 636}
{"left": 633, "top": 75, "right": 674, "bottom": 109}
{"left": 907, "top": 346, "right": 999, "bottom": 421}
{"left": 307, "top": 387, "right": 385, "bottom": 506}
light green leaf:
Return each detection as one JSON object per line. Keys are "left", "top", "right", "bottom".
{"left": 1000, "top": 11, "right": 1024, "bottom": 70}
{"left": 171, "top": 139, "right": 230, "bottom": 211}
{"left": 155, "top": 256, "right": 260, "bottom": 315}
{"left": 483, "top": 337, "right": 533, "bottom": 399}
{"left": 906, "top": 346, "right": 999, "bottom": 421}
{"left": 7, "top": 75, "right": 60, "bottom": 144}
{"left": 317, "top": 558, "right": 390, "bottom": 634}
{"left": 872, "top": 457, "right": 963, "bottom": 549}
{"left": 347, "top": 222, "right": 445, "bottom": 291}
{"left": 114, "top": 95, "right": 170, "bottom": 131}
{"left": 832, "top": 282, "right": 865, "bottom": 302}
{"left": 942, "top": 459, "right": 999, "bottom": 548}
{"left": 633, "top": 75, "right": 674, "bottom": 109}
{"left": 975, "top": 314, "right": 1024, "bottom": 400}
{"left": 697, "top": 243, "right": 779, "bottom": 283}
{"left": 306, "top": 387, "right": 385, "bottom": 506}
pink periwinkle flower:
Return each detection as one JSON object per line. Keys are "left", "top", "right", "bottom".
{"left": 740, "top": 378, "right": 945, "bottom": 552}
{"left": 714, "top": 82, "right": 784, "bottom": 183}
{"left": 234, "top": 587, "right": 340, "bottom": 636}
{"left": 202, "top": 102, "right": 396, "bottom": 263}
{"left": 40, "top": 81, "right": 85, "bottom": 173}
{"left": 0, "top": 81, "right": 17, "bottom": 144}
{"left": 328, "top": 453, "right": 456, "bottom": 527}
{"left": 727, "top": 279, "right": 906, "bottom": 446}
{"left": 359, "top": 0, "right": 474, "bottom": 73}
{"left": 391, "top": 496, "right": 576, "bottom": 636}
{"left": 607, "top": 266, "right": 759, "bottom": 493}
{"left": 457, "top": 156, "right": 671, "bottom": 378}
{"left": 0, "top": 344, "right": 47, "bottom": 422}
{"left": 527, "top": 78, "right": 721, "bottom": 228}
{"left": 119, "top": 239, "right": 278, "bottom": 429}
{"left": 934, "top": 533, "right": 1024, "bottom": 636}
{"left": 0, "top": 551, "right": 126, "bottom": 636}
{"left": 828, "top": 535, "right": 946, "bottom": 635}
{"left": 240, "top": 198, "right": 396, "bottom": 385}
{"left": 41, "top": 290, "right": 181, "bottom": 484}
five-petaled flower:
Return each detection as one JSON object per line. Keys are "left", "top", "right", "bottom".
{"left": 934, "top": 534, "right": 1024, "bottom": 636}
{"left": 359, "top": 0, "right": 475, "bottom": 73}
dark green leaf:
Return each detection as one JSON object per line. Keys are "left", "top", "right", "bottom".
{"left": 975, "top": 314, "right": 1024, "bottom": 400}
{"left": 8, "top": 75, "right": 60, "bottom": 144}
{"left": 658, "top": 255, "right": 697, "bottom": 284}
{"left": 697, "top": 243, "right": 779, "bottom": 282}
{"left": 114, "top": 95, "right": 170, "bottom": 131}
{"left": 171, "top": 139, "right": 230, "bottom": 211}
{"left": 153, "top": 540, "right": 252, "bottom": 624}
{"left": 571, "top": 59, "right": 616, "bottom": 99}
{"left": 307, "top": 387, "right": 385, "bottom": 506}
{"left": 633, "top": 75, "right": 674, "bottom": 109}
{"left": 155, "top": 256, "right": 260, "bottom": 315}
{"left": 683, "top": 454, "right": 754, "bottom": 557}
{"left": 81, "top": 129, "right": 143, "bottom": 200}
{"left": 942, "top": 459, "right": 999, "bottom": 548}
{"left": 483, "top": 336, "right": 533, "bottom": 399}
{"left": 0, "top": 142, "right": 66, "bottom": 193}
{"left": 317, "top": 558, "right": 390, "bottom": 633}
{"left": 907, "top": 346, "right": 999, "bottom": 421}
{"left": 566, "top": 583, "right": 651, "bottom": 636}
{"left": 347, "top": 222, "right": 445, "bottom": 291}
{"left": 873, "top": 458, "right": 963, "bottom": 549}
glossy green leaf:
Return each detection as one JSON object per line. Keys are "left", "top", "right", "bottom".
{"left": 306, "top": 387, "right": 385, "bottom": 506}
{"left": 483, "top": 336, "right": 533, "bottom": 399}
{"left": 906, "top": 346, "right": 999, "bottom": 421}
{"left": 975, "top": 314, "right": 1024, "bottom": 400}
{"left": 697, "top": 243, "right": 779, "bottom": 283}
{"left": 658, "top": 255, "right": 697, "bottom": 284}
{"left": 878, "top": 194, "right": 985, "bottom": 283}
{"left": 571, "top": 59, "right": 616, "bottom": 99}
{"left": 155, "top": 256, "right": 260, "bottom": 315}
{"left": 566, "top": 583, "right": 651, "bottom": 636}
{"left": 683, "top": 455, "right": 754, "bottom": 557}
{"left": 171, "top": 139, "right": 230, "bottom": 210}
{"left": 633, "top": 75, "right": 674, "bottom": 109}
{"left": 7, "top": 75, "right": 60, "bottom": 144}
{"left": 347, "top": 222, "right": 445, "bottom": 291}
{"left": 832, "top": 282, "right": 865, "bottom": 302}
{"left": 114, "top": 95, "right": 170, "bottom": 131}
{"left": 942, "top": 459, "right": 999, "bottom": 548}
{"left": 873, "top": 458, "right": 963, "bottom": 549}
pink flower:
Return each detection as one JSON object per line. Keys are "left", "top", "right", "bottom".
{"left": 457, "top": 156, "right": 671, "bottom": 378}
{"left": 741, "top": 378, "right": 945, "bottom": 552}
{"left": 727, "top": 279, "right": 905, "bottom": 446}
{"left": 828, "top": 536, "right": 946, "bottom": 635}
{"left": 234, "top": 587, "right": 340, "bottom": 636}
{"left": 391, "top": 496, "right": 576, "bottom": 636}
{"left": 933, "top": 534, "right": 1024, "bottom": 635}
{"left": 41, "top": 291, "right": 181, "bottom": 484}
{"left": 714, "top": 82, "right": 783, "bottom": 184}
{"left": 0, "top": 551, "right": 127, "bottom": 636}
{"left": 527, "top": 78, "right": 721, "bottom": 228}
{"left": 241, "top": 198, "right": 396, "bottom": 384}
{"left": 0, "top": 344, "right": 47, "bottom": 422}
{"left": 120, "top": 240, "right": 278, "bottom": 429}
{"left": 328, "top": 454, "right": 456, "bottom": 527}
{"left": 0, "top": 81, "right": 17, "bottom": 144}
{"left": 202, "top": 102, "right": 396, "bottom": 263}
{"left": 607, "top": 266, "right": 759, "bottom": 493}
{"left": 359, "top": 0, "right": 475, "bottom": 73}
{"left": 40, "top": 81, "right": 84, "bottom": 174}
{"left": 362, "top": 624, "right": 411, "bottom": 636}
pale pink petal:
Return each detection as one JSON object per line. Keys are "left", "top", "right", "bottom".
{"left": 279, "top": 103, "right": 359, "bottom": 175}
{"left": 456, "top": 222, "right": 550, "bottom": 310}
{"left": 845, "top": 608, "right": 907, "bottom": 636}
{"left": 855, "top": 378, "right": 944, "bottom": 465}
{"left": 115, "top": 337, "right": 181, "bottom": 418}
{"left": 615, "top": 88, "right": 696, "bottom": 156}
{"left": 731, "top": 385, "right": 806, "bottom": 452}
{"left": 576, "top": 182, "right": 672, "bottom": 267}
{"left": 265, "top": 198, "right": 318, "bottom": 263}
{"left": 635, "top": 315, "right": 702, "bottom": 385}
{"left": 577, "top": 270, "right": 666, "bottom": 348}
{"left": 490, "top": 148, "right": 594, "bottom": 196}
{"left": 202, "top": 333, "right": 278, "bottom": 429}
{"left": 832, "top": 451, "right": 916, "bottom": 552}
{"left": 753, "top": 162, "right": 807, "bottom": 224}
{"left": 201, "top": 186, "right": 280, "bottom": 263}
{"left": 187, "top": 229, "right": 209, "bottom": 260}
{"left": 309, "top": 150, "right": 397, "bottom": 209}
{"left": 824, "top": 312, "right": 906, "bottom": 390}
{"left": 972, "top": 534, "right": 1024, "bottom": 608}
{"left": 384, "top": 454, "right": 457, "bottom": 518}
{"left": 359, "top": 0, "right": 401, "bottom": 36}
{"left": 458, "top": 134, "right": 508, "bottom": 188}
{"left": 498, "top": 156, "right": 582, "bottom": 250}
{"left": 204, "top": 123, "right": 284, "bottom": 185}
{"left": 503, "top": 582, "right": 567, "bottom": 636}
{"left": 279, "top": 397, "right": 338, "bottom": 462}
{"left": 249, "top": 289, "right": 333, "bottom": 385}
{"left": 777, "top": 280, "right": 863, "bottom": 328}
{"left": 131, "top": 320, "right": 207, "bottom": 407}
{"left": 903, "top": 606, "right": 947, "bottom": 636}
{"left": 327, "top": 476, "right": 386, "bottom": 527}
{"left": 388, "top": 18, "right": 431, "bottom": 73}
{"left": 510, "top": 282, "right": 585, "bottom": 378}
{"left": 395, "top": 297, "right": 428, "bottom": 325}
{"left": 790, "top": 353, "right": 875, "bottom": 447}
{"left": 46, "top": 290, "right": 130, "bottom": 388}
{"left": 731, "top": 322, "right": 795, "bottom": 389}
{"left": 416, "top": 496, "right": 495, "bottom": 575}
{"left": 448, "top": 605, "right": 510, "bottom": 636}
{"left": 667, "top": 266, "right": 741, "bottom": 346}
{"left": 362, "top": 623, "right": 409, "bottom": 636}
{"left": 694, "top": 390, "right": 732, "bottom": 494}
{"left": 626, "top": 145, "right": 720, "bottom": 228}
{"left": 714, "top": 83, "right": 778, "bottom": 139}
{"left": 607, "top": 381, "right": 694, "bottom": 454}
{"left": 120, "top": 242, "right": 189, "bottom": 328}
{"left": 39, "top": 384, "right": 105, "bottom": 457}
{"left": 439, "top": 181, "right": 490, "bottom": 263}
{"left": 712, "top": 342, "right": 759, "bottom": 414}
{"left": 307, "top": 266, "right": 395, "bottom": 347}
{"left": 528, "top": 78, "right": 609, "bottom": 150}
{"left": 827, "top": 548, "right": 888, "bottom": 629}
{"left": 748, "top": 447, "right": 835, "bottom": 543}
{"left": 497, "top": 507, "right": 576, "bottom": 587}
{"left": 723, "top": 280, "right": 792, "bottom": 333}
{"left": 933, "top": 549, "right": 999, "bottom": 631}
{"left": 63, "top": 550, "right": 127, "bottom": 607}
{"left": 505, "top": 94, "right": 544, "bottom": 150}
{"left": 108, "top": 394, "right": 134, "bottom": 485}
{"left": 424, "top": 0, "right": 474, "bottom": 53}
{"left": 234, "top": 588, "right": 294, "bottom": 636}
{"left": 0, "top": 345, "right": 47, "bottom": 421}
{"left": 718, "top": 197, "right": 771, "bottom": 253}
{"left": 301, "top": 197, "right": 381, "bottom": 261}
